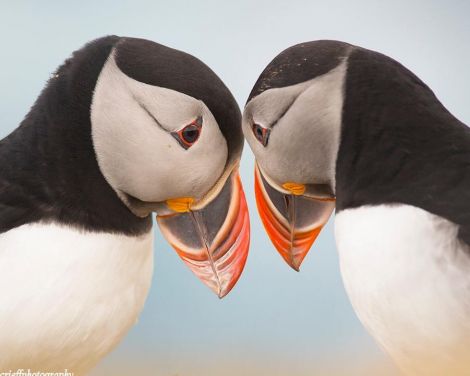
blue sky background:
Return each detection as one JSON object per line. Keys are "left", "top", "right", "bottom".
{"left": 1, "top": 1, "right": 469, "bottom": 375}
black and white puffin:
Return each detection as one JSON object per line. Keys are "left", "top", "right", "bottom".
{"left": 243, "top": 40, "right": 470, "bottom": 375}
{"left": 0, "top": 36, "right": 249, "bottom": 374}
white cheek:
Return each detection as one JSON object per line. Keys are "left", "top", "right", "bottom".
{"left": 243, "top": 61, "right": 347, "bottom": 188}
{"left": 91, "top": 53, "right": 228, "bottom": 202}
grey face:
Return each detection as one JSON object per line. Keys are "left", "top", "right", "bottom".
{"left": 243, "top": 61, "right": 347, "bottom": 195}
{"left": 91, "top": 52, "right": 228, "bottom": 215}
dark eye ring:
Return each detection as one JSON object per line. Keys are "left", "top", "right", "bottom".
{"left": 252, "top": 123, "right": 270, "bottom": 147}
{"left": 172, "top": 117, "right": 202, "bottom": 149}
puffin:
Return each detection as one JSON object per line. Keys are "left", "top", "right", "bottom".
{"left": 0, "top": 36, "right": 250, "bottom": 374}
{"left": 243, "top": 40, "right": 470, "bottom": 375}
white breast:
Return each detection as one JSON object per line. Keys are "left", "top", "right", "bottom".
{"left": 0, "top": 222, "right": 154, "bottom": 375}
{"left": 335, "top": 204, "right": 470, "bottom": 376}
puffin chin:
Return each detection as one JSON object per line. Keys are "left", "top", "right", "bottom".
{"left": 150, "top": 169, "right": 250, "bottom": 298}
{"left": 254, "top": 163, "right": 334, "bottom": 271}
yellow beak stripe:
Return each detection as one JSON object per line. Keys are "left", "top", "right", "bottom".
{"left": 282, "top": 182, "right": 306, "bottom": 196}
{"left": 166, "top": 197, "right": 195, "bottom": 213}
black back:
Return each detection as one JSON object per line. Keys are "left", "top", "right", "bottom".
{"left": 0, "top": 36, "right": 242, "bottom": 235}
{"left": 336, "top": 47, "right": 470, "bottom": 246}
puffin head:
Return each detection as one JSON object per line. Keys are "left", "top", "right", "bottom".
{"left": 242, "top": 40, "right": 352, "bottom": 271}
{"left": 90, "top": 37, "right": 249, "bottom": 297}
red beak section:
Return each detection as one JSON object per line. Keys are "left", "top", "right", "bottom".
{"left": 157, "top": 172, "right": 250, "bottom": 298}
{"left": 254, "top": 164, "right": 334, "bottom": 271}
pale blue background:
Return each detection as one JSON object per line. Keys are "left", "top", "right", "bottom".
{"left": 1, "top": 1, "right": 469, "bottom": 375}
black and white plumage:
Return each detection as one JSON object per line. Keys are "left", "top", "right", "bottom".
{"left": 0, "top": 36, "right": 249, "bottom": 374}
{"left": 243, "top": 40, "right": 470, "bottom": 375}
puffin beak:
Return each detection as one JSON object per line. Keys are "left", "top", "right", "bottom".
{"left": 254, "top": 163, "right": 335, "bottom": 271}
{"left": 157, "top": 171, "right": 250, "bottom": 298}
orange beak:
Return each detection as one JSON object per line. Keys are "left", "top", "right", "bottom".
{"left": 157, "top": 171, "right": 250, "bottom": 298}
{"left": 254, "top": 164, "right": 334, "bottom": 271}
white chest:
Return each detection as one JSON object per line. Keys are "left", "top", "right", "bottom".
{"left": 0, "top": 222, "right": 154, "bottom": 375}
{"left": 335, "top": 204, "right": 470, "bottom": 375}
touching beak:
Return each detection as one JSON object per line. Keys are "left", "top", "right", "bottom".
{"left": 254, "top": 163, "right": 335, "bottom": 271}
{"left": 157, "top": 171, "right": 250, "bottom": 298}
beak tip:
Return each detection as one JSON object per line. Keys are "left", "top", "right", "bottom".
{"left": 287, "top": 261, "right": 301, "bottom": 272}
{"left": 206, "top": 284, "right": 228, "bottom": 299}
{"left": 216, "top": 285, "right": 233, "bottom": 299}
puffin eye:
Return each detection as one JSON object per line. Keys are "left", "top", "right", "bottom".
{"left": 252, "top": 123, "right": 270, "bottom": 147}
{"left": 182, "top": 124, "right": 199, "bottom": 143}
{"left": 172, "top": 117, "right": 202, "bottom": 150}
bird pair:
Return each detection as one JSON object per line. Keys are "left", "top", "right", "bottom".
{"left": 0, "top": 36, "right": 469, "bottom": 376}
